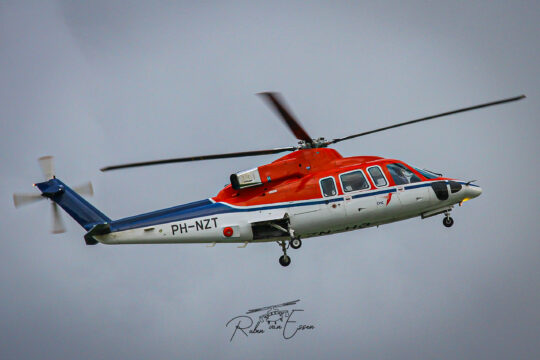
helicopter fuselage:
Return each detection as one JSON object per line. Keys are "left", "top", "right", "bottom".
{"left": 92, "top": 148, "right": 482, "bottom": 245}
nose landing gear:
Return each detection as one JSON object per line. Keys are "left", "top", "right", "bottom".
{"left": 443, "top": 213, "right": 454, "bottom": 228}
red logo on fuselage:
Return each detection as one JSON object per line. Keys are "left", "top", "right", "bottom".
{"left": 385, "top": 193, "right": 393, "bottom": 206}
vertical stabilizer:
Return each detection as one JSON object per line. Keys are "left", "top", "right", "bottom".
{"left": 35, "top": 178, "right": 110, "bottom": 231}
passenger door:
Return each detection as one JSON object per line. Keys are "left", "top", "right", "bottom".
{"left": 317, "top": 176, "right": 346, "bottom": 231}
{"left": 339, "top": 169, "right": 379, "bottom": 225}
{"left": 364, "top": 165, "right": 403, "bottom": 221}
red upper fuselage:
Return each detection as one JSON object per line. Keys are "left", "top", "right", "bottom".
{"left": 213, "top": 148, "right": 444, "bottom": 206}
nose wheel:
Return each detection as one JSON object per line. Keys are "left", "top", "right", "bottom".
{"left": 443, "top": 215, "right": 454, "bottom": 228}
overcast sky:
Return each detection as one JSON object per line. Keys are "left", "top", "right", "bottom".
{"left": 1, "top": 1, "right": 539, "bottom": 359}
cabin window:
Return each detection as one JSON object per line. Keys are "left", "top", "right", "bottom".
{"left": 340, "top": 170, "right": 369, "bottom": 192}
{"left": 367, "top": 166, "right": 388, "bottom": 187}
{"left": 320, "top": 177, "right": 337, "bottom": 197}
{"left": 386, "top": 163, "right": 421, "bottom": 185}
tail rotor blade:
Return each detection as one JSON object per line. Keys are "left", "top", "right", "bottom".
{"left": 13, "top": 193, "right": 43, "bottom": 208}
{"left": 38, "top": 156, "right": 55, "bottom": 180}
{"left": 51, "top": 202, "right": 66, "bottom": 234}
{"left": 73, "top": 182, "right": 94, "bottom": 196}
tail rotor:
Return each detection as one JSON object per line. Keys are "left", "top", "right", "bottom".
{"left": 51, "top": 200, "right": 66, "bottom": 234}
{"left": 13, "top": 156, "right": 93, "bottom": 234}
{"left": 72, "top": 182, "right": 94, "bottom": 197}
{"left": 38, "top": 155, "right": 55, "bottom": 181}
{"left": 12, "top": 193, "right": 43, "bottom": 208}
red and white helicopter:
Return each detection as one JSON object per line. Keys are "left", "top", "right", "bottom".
{"left": 13, "top": 93, "right": 525, "bottom": 266}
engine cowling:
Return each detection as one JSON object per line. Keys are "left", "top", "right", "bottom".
{"left": 230, "top": 168, "right": 263, "bottom": 189}
{"left": 230, "top": 158, "right": 307, "bottom": 190}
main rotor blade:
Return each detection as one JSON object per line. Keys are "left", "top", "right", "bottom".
{"left": 330, "top": 94, "right": 526, "bottom": 144}
{"left": 100, "top": 147, "right": 296, "bottom": 172}
{"left": 258, "top": 92, "right": 313, "bottom": 144}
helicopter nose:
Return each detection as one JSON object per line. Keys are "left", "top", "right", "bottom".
{"left": 465, "top": 184, "right": 482, "bottom": 199}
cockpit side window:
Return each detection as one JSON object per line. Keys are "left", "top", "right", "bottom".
{"left": 320, "top": 176, "right": 337, "bottom": 197}
{"left": 386, "top": 163, "right": 421, "bottom": 185}
{"left": 340, "top": 170, "right": 370, "bottom": 192}
{"left": 367, "top": 166, "right": 388, "bottom": 187}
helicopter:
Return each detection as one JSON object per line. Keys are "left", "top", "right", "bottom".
{"left": 13, "top": 92, "right": 525, "bottom": 266}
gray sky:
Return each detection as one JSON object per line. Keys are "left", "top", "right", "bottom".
{"left": 1, "top": 1, "right": 539, "bottom": 359}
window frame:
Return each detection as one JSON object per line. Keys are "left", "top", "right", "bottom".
{"left": 386, "top": 162, "right": 422, "bottom": 185}
{"left": 319, "top": 176, "right": 338, "bottom": 198}
{"left": 367, "top": 165, "right": 388, "bottom": 188}
{"left": 339, "top": 169, "right": 371, "bottom": 193}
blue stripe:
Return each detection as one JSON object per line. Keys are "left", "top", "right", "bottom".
{"left": 109, "top": 199, "right": 226, "bottom": 232}
{"left": 110, "top": 196, "right": 350, "bottom": 232}
{"left": 108, "top": 189, "right": 396, "bottom": 232}
{"left": 404, "top": 183, "right": 431, "bottom": 190}
{"left": 351, "top": 188, "right": 396, "bottom": 199}
{"left": 108, "top": 180, "right": 478, "bottom": 232}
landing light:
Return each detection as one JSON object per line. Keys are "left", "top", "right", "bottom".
{"left": 459, "top": 198, "right": 471, "bottom": 206}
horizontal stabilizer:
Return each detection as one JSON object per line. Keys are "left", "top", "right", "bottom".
{"left": 84, "top": 223, "right": 111, "bottom": 245}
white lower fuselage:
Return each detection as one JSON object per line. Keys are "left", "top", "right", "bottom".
{"left": 95, "top": 181, "right": 482, "bottom": 245}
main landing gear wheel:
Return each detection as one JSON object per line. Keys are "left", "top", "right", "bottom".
{"left": 443, "top": 216, "right": 454, "bottom": 228}
{"left": 277, "top": 240, "right": 291, "bottom": 267}
{"left": 290, "top": 238, "right": 302, "bottom": 249}
{"left": 279, "top": 255, "right": 291, "bottom": 267}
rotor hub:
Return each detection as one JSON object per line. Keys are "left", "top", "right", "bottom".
{"left": 298, "top": 138, "right": 329, "bottom": 149}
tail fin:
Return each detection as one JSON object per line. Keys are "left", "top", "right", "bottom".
{"left": 35, "top": 178, "right": 111, "bottom": 231}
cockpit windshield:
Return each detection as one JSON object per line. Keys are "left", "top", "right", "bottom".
{"left": 386, "top": 163, "right": 421, "bottom": 185}
{"left": 411, "top": 167, "right": 441, "bottom": 180}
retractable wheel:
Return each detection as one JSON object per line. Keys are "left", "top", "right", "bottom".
{"left": 443, "top": 216, "right": 454, "bottom": 228}
{"left": 290, "top": 238, "right": 302, "bottom": 249}
{"left": 279, "top": 255, "right": 291, "bottom": 267}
